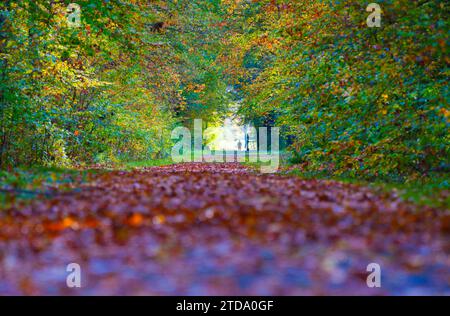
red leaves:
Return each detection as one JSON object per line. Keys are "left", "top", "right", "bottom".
{"left": 0, "top": 163, "right": 448, "bottom": 295}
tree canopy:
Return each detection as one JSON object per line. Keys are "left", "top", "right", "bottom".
{"left": 1, "top": 0, "right": 448, "bottom": 180}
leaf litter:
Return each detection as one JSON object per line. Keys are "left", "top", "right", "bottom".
{"left": 0, "top": 163, "right": 448, "bottom": 295}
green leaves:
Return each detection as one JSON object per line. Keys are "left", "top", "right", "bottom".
{"left": 222, "top": 0, "right": 449, "bottom": 179}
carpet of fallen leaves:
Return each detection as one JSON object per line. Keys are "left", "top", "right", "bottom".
{"left": 0, "top": 163, "right": 449, "bottom": 295}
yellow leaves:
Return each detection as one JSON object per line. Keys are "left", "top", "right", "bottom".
{"left": 50, "top": 173, "right": 58, "bottom": 182}
{"left": 42, "top": 85, "right": 65, "bottom": 97}
{"left": 330, "top": 82, "right": 341, "bottom": 96}
{"left": 42, "top": 58, "right": 111, "bottom": 89}
{"left": 250, "top": 33, "right": 281, "bottom": 52}
{"left": 152, "top": 214, "right": 166, "bottom": 225}
{"left": 52, "top": 3, "right": 73, "bottom": 25}
{"left": 224, "top": 0, "right": 242, "bottom": 14}
{"left": 193, "top": 84, "right": 206, "bottom": 93}
{"left": 393, "top": 103, "right": 402, "bottom": 111}
{"left": 6, "top": 40, "right": 17, "bottom": 49}
{"left": 187, "top": 83, "right": 206, "bottom": 93}
{"left": 62, "top": 217, "right": 78, "bottom": 229}
{"left": 49, "top": 60, "right": 72, "bottom": 76}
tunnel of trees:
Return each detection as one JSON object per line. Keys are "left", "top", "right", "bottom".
{"left": 0, "top": 0, "right": 448, "bottom": 180}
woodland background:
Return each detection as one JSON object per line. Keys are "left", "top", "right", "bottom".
{"left": 0, "top": 0, "right": 448, "bottom": 185}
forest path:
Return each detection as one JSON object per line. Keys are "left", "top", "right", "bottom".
{"left": 0, "top": 163, "right": 448, "bottom": 295}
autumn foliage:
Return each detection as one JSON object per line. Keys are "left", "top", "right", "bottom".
{"left": 221, "top": 0, "right": 449, "bottom": 179}
{"left": 1, "top": 1, "right": 448, "bottom": 180}
{"left": 0, "top": 1, "right": 449, "bottom": 296}
{"left": 0, "top": 163, "right": 448, "bottom": 294}
{"left": 0, "top": 0, "right": 226, "bottom": 166}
